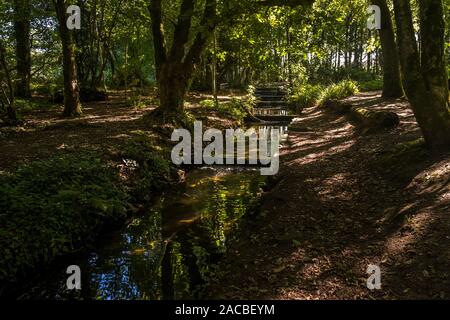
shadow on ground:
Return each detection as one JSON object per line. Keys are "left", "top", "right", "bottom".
{"left": 207, "top": 91, "right": 450, "bottom": 300}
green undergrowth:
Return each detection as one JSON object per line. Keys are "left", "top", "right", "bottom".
{"left": 289, "top": 83, "right": 324, "bottom": 112}
{"left": 359, "top": 78, "right": 383, "bottom": 92}
{"left": 0, "top": 152, "right": 130, "bottom": 283}
{"left": 0, "top": 132, "right": 177, "bottom": 286}
{"left": 122, "top": 131, "right": 176, "bottom": 202}
{"left": 319, "top": 80, "right": 359, "bottom": 105}
{"left": 289, "top": 80, "right": 359, "bottom": 111}
{"left": 199, "top": 97, "right": 253, "bottom": 125}
{"left": 14, "top": 98, "right": 57, "bottom": 113}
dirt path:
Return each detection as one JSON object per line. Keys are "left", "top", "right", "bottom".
{"left": 208, "top": 92, "right": 450, "bottom": 300}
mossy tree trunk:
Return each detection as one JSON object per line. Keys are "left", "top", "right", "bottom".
{"left": 54, "top": 0, "right": 82, "bottom": 117}
{"left": 148, "top": 0, "right": 216, "bottom": 122}
{"left": 0, "top": 41, "right": 19, "bottom": 123}
{"left": 393, "top": 0, "right": 450, "bottom": 149}
{"left": 372, "top": 0, "right": 404, "bottom": 98}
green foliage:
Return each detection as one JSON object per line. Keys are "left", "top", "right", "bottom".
{"left": 14, "top": 99, "right": 57, "bottom": 112}
{"left": 359, "top": 79, "right": 383, "bottom": 92}
{"left": 199, "top": 99, "right": 217, "bottom": 109}
{"left": 122, "top": 132, "right": 173, "bottom": 201}
{"left": 319, "top": 80, "right": 359, "bottom": 105}
{"left": 331, "top": 68, "right": 377, "bottom": 83}
{"left": 0, "top": 152, "right": 130, "bottom": 282}
{"left": 290, "top": 84, "right": 324, "bottom": 110}
{"left": 223, "top": 98, "right": 251, "bottom": 122}
{"left": 199, "top": 98, "right": 250, "bottom": 124}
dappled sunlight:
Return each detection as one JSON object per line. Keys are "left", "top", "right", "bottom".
{"left": 2, "top": 0, "right": 450, "bottom": 304}
{"left": 208, "top": 89, "right": 450, "bottom": 300}
{"left": 289, "top": 139, "right": 356, "bottom": 166}
{"left": 317, "top": 173, "right": 355, "bottom": 201}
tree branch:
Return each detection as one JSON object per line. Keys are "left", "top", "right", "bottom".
{"left": 183, "top": 0, "right": 217, "bottom": 77}
{"left": 169, "top": 0, "right": 196, "bottom": 63}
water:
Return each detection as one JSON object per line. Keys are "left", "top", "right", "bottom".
{"left": 19, "top": 126, "right": 289, "bottom": 300}
{"left": 20, "top": 167, "right": 265, "bottom": 300}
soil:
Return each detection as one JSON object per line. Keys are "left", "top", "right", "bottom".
{"left": 0, "top": 90, "right": 241, "bottom": 172}
{"left": 207, "top": 91, "right": 450, "bottom": 300}
{"left": 1, "top": 90, "right": 449, "bottom": 300}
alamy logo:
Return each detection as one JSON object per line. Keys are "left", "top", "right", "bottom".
{"left": 66, "top": 265, "right": 81, "bottom": 290}
{"left": 66, "top": 5, "right": 81, "bottom": 30}
{"left": 366, "top": 264, "right": 381, "bottom": 290}
{"left": 171, "top": 121, "right": 280, "bottom": 175}
{"left": 367, "top": 5, "right": 381, "bottom": 30}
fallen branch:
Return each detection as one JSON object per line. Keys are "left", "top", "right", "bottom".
{"left": 349, "top": 106, "right": 400, "bottom": 134}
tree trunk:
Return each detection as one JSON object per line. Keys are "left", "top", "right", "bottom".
{"left": 419, "top": 0, "right": 449, "bottom": 107}
{"left": 212, "top": 29, "right": 218, "bottom": 104}
{"left": 54, "top": 0, "right": 82, "bottom": 117}
{"left": 372, "top": 0, "right": 404, "bottom": 98}
{"left": 157, "top": 63, "right": 189, "bottom": 116}
{"left": 13, "top": 0, "right": 31, "bottom": 98}
{"left": 0, "top": 41, "right": 19, "bottom": 123}
{"left": 393, "top": 0, "right": 450, "bottom": 148}
{"left": 148, "top": 0, "right": 216, "bottom": 121}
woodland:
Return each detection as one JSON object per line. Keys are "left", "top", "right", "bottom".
{"left": 0, "top": 0, "right": 449, "bottom": 300}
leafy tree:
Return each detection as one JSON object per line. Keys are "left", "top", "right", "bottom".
{"left": 148, "top": 0, "right": 314, "bottom": 122}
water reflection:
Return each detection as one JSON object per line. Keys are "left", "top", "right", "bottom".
{"left": 21, "top": 123, "right": 292, "bottom": 300}
{"left": 24, "top": 167, "right": 264, "bottom": 300}
{"left": 90, "top": 168, "right": 264, "bottom": 300}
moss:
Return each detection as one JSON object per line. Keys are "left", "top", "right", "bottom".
{"left": 0, "top": 152, "right": 130, "bottom": 283}
{"left": 0, "top": 132, "right": 179, "bottom": 285}
{"left": 121, "top": 132, "right": 176, "bottom": 202}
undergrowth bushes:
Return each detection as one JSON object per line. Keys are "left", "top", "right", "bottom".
{"left": 122, "top": 132, "right": 174, "bottom": 202}
{"left": 199, "top": 98, "right": 251, "bottom": 124}
{"left": 359, "top": 78, "right": 383, "bottom": 92}
{"left": 319, "top": 80, "right": 359, "bottom": 104}
{"left": 0, "top": 134, "right": 176, "bottom": 285}
{"left": 289, "top": 84, "right": 324, "bottom": 111}
{"left": 0, "top": 152, "right": 130, "bottom": 283}
{"left": 289, "top": 80, "right": 360, "bottom": 110}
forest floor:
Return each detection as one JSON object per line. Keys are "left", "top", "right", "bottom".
{"left": 1, "top": 90, "right": 450, "bottom": 300}
{"left": 0, "top": 90, "right": 241, "bottom": 172}
{"left": 207, "top": 91, "right": 450, "bottom": 300}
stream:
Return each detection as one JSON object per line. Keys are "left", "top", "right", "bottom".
{"left": 19, "top": 125, "right": 288, "bottom": 300}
